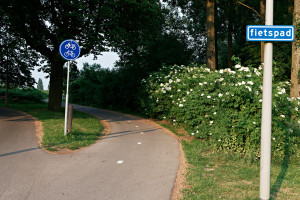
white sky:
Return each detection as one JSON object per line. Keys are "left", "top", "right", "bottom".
{"left": 32, "top": 52, "right": 119, "bottom": 89}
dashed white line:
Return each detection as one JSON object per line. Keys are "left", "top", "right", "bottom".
{"left": 117, "top": 160, "right": 124, "bottom": 164}
{"left": 137, "top": 142, "right": 142, "bottom": 145}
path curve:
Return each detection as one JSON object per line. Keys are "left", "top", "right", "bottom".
{"left": 0, "top": 106, "right": 180, "bottom": 200}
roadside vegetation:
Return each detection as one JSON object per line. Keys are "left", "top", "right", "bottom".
{"left": 0, "top": 88, "right": 47, "bottom": 103}
{"left": 141, "top": 62, "right": 300, "bottom": 161}
{"left": 159, "top": 122, "right": 299, "bottom": 200}
{"left": 143, "top": 62, "right": 300, "bottom": 200}
{"left": 0, "top": 88, "right": 103, "bottom": 152}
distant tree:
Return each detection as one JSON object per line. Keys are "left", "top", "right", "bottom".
{"left": 63, "top": 62, "right": 80, "bottom": 95}
{"left": 37, "top": 78, "right": 44, "bottom": 91}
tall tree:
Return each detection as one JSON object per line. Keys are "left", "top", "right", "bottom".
{"left": 1, "top": 1, "right": 100, "bottom": 110}
{"left": 37, "top": 78, "right": 44, "bottom": 91}
{"left": 0, "top": 10, "right": 37, "bottom": 89}
{"left": 227, "top": 0, "right": 233, "bottom": 68}
{"left": 291, "top": 0, "right": 300, "bottom": 98}
{"left": 1, "top": 0, "right": 163, "bottom": 111}
{"left": 206, "top": 0, "right": 216, "bottom": 70}
{"left": 260, "top": 0, "right": 266, "bottom": 63}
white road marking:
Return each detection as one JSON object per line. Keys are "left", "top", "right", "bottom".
{"left": 117, "top": 160, "right": 124, "bottom": 164}
{"left": 140, "top": 132, "right": 144, "bottom": 134}
{"left": 137, "top": 142, "right": 142, "bottom": 145}
{"left": 136, "top": 126, "right": 139, "bottom": 128}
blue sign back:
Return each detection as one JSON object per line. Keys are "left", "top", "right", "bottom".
{"left": 247, "top": 25, "right": 294, "bottom": 42}
{"left": 59, "top": 39, "right": 81, "bottom": 60}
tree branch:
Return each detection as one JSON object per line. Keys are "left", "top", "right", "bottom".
{"left": 236, "top": 1, "right": 260, "bottom": 17}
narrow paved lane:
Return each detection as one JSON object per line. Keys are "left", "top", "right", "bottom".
{"left": 0, "top": 106, "right": 180, "bottom": 200}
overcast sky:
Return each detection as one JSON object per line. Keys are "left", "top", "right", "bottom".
{"left": 32, "top": 52, "right": 119, "bottom": 89}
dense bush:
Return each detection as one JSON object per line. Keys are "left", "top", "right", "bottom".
{"left": 70, "top": 63, "right": 150, "bottom": 111}
{"left": 140, "top": 64, "right": 300, "bottom": 159}
{"left": 0, "top": 88, "right": 47, "bottom": 103}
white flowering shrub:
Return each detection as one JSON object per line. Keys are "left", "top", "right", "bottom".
{"left": 141, "top": 64, "right": 300, "bottom": 159}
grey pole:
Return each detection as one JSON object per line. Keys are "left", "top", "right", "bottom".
{"left": 260, "top": 0, "right": 273, "bottom": 199}
{"left": 64, "top": 61, "right": 70, "bottom": 136}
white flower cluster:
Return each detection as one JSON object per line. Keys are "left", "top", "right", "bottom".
{"left": 238, "top": 66, "right": 250, "bottom": 72}
{"left": 277, "top": 87, "right": 286, "bottom": 95}
{"left": 254, "top": 68, "right": 261, "bottom": 76}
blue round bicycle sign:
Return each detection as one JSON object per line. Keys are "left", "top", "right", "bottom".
{"left": 59, "top": 39, "right": 81, "bottom": 60}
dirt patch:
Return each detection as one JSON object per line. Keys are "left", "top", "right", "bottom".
{"left": 241, "top": 180, "right": 253, "bottom": 185}
{"left": 170, "top": 141, "right": 188, "bottom": 200}
{"left": 204, "top": 168, "right": 215, "bottom": 172}
{"left": 34, "top": 120, "right": 44, "bottom": 147}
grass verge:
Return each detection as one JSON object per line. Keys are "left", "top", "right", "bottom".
{"left": 1, "top": 102, "right": 103, "bottom": 151}
{"left": 158, "top": 122, "right": 300, "bottom": 200}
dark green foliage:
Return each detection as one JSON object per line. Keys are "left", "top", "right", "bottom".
{"left": 146, "top": 34, "right": 193, "bottom": 69}
{"left": 69, "top": 63, "right": 115, "bottom": 108}
{"left": 0, "top": 9, "right": 37, "bottom": 88}
{"left": 0, "top": 88, "right": 47, "bottom": 103}
{"left": 69, "top": 63, "right": 144, "bottom": 110}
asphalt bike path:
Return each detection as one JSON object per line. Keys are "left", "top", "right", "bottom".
{"left": 0, "top": 106, "right": 180, "bottom": 200}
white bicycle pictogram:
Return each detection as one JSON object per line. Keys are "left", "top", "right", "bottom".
{"left": 65, "top": 42, "right": 76, "bottom": 50}
{"left": 64, "top": 50, "right": 75, "bottom": 58}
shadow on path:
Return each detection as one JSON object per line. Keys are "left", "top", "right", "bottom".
{"left": 0, "top": 108, "right": 26, "bottom": 119}
{"left": 0, "top": 147, "right": 41, "bottom": 158}
{"left": 104, "top": 128, "right": 160, "bottom": 140}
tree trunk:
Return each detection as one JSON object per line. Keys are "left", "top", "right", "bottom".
{"left": 206, "top": 0, "right": 216, "bottom": 70}
{"left": 240, "top": 6, "right": 248, "bottom": 64}
{"left": 289, "top": 0, "right": 294, "bottom": 14}
{"left": 260, "top": 0, "right": 266, "bottom": 64}
{"left": 291, "top": 0, "right": 300, "bottom": 98}
{"left": 215, "top": 2, "right": 218, "bottom": 69}
{"left": 48, "top": 55, "right": 65, "bottom": 111}
{"left": 215, "top": 26, "right": 218, "bottom": 69}
{"left": 5, "top": 60, "right": 8, "bottom": 108}
{"left": 228, "top": 0, "right": 233, "bottom": 69}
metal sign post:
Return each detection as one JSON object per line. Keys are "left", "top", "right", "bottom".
{"left": 260, "top": 1, "right": 273, "bottom": 199}
{"left": 64, "top": 61, "right": 70, "bottom": 136}
{"left": 247, "top": 1, "right": 294, "bottom": 199}
{"left": 59, "top": 39, "right": 80, "bottom": 136}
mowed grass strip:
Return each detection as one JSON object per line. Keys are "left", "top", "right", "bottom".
{"left": 158, "top": 122, "right": 300, "bottom": 200}
{"left": 1, "top": 102, "right": 103, "bottom": 151}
